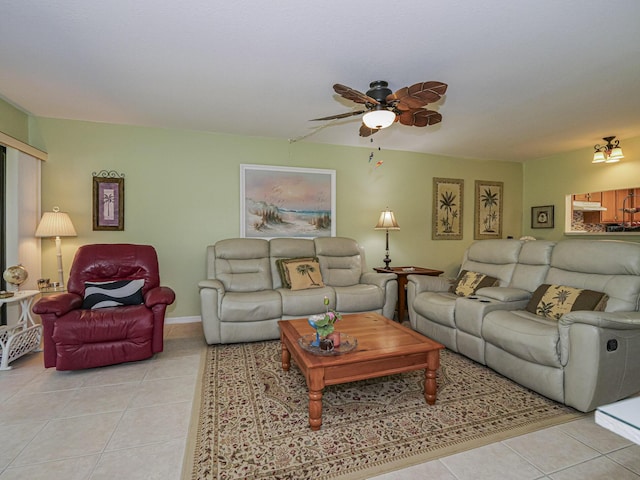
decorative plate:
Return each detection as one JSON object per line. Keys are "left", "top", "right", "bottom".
{"left": 298, "top": 333, "right": 358, "bottom": 356}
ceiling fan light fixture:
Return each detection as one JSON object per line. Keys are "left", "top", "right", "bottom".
{"left": 362, "top": 109, "right": 396, "bottom": 130}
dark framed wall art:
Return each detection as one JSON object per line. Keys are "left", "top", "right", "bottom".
{"left": 92, "top": 171, "right": 125, "bottom": 231}
{"left": 474, "top": 180, "right": 503, "bottom": 239}
{"left": 432, "top": 177, "right": 463, "bottom": 240}
{"left": 531, "top": 205, "right": 554, "bottom": 228}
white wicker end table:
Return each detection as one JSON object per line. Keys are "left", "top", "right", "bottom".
{"left": 0, "top": 290, "right": 42, "bottom": 370}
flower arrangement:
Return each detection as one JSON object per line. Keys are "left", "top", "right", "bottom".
{"left": 308, "top": 296, "right": 342, "bottom": 338}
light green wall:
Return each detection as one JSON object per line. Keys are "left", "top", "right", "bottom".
{"left": 0, "top": 97, "right": 29, "bottom": 142}
{"left": 522, "top": 135, "right": 640, "bottom": 241}
{"left": 29, "top": 117, "right": 523, "bottom": 318}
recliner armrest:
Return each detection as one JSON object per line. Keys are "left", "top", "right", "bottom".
{"left": 144, "top": 286, "right": 176, "bottom": 307}
{"left": 33, "top": 293, "right": 83, "bottom": 317}
{"left": 198, "top": 279, "right": 226, "bottom": 296}
{"left": 560, "top": 310, "right": 640, "bottom": 330}
{"left": 408, "top": 274, "right": 451, "bottom": 294}
{"left": 475, "top": 287, "right": 531, "bottom": 302}
{"left": 558, "top": 310, "right": 640, "bottom": 369}
{"left": 360, "top": 271, "right": 396, "bottom": 288}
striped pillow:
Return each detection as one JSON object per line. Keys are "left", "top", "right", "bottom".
{"left": 82, "top": 279, "right": 145, "bottom": 309}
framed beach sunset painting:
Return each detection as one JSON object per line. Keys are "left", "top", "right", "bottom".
{"left": 240, "top": 164, "right": 336, "bottom": 238}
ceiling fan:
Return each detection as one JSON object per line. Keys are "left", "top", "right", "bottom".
{"left": 311, "top": 80, "right": 448, "bottom": 137}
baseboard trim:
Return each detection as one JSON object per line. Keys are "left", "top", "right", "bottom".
{"left": 166, "top": 315, "right": 202, "bottom": 325}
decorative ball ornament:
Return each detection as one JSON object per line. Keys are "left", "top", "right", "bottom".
{"left": 3, "top": 264, "right": 28, "bottom": 287}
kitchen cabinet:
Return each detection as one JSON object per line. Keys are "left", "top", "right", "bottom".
{"left": 601, "top": 189, "right": 634, "bottom": 223}
{"left": 573, "top": 192, "right": 602, "bottom": 202}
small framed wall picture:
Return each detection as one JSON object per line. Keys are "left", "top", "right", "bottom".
{"left": 531, "top": 205, "right": 554, "bottom": 229}
{"left": 92, "top": 170, "right": 125, "bottom": 231}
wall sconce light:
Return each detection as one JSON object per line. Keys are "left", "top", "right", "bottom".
{"left": 593, "top": 136, "right": 624, "bottom": 164}
{"left": 374, "top": 208, "right": 400, "bottom": 268}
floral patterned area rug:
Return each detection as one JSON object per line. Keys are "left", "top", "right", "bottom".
{"left": 183, "top": 341, "right": 582, "bottom": 480}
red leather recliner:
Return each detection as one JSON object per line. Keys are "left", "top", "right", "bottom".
{"left": 33, "top": 244, "right": 175, "bottom": 370}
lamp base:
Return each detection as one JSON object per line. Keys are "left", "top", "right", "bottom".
{"left": 383, "top": 255, "right": 391, "bottom": 269}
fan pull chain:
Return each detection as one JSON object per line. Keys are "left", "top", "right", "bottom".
{"left": 369, "top": 138, "right": 383, "bottom": 168}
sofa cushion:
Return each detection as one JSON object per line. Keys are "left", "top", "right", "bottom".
{"left": 315, "top": 237, "right": 363, "bottom": 287}
{"left": 525, "top": 284, "right": 608, "bottom": 320}
{"left": 450, "top": 270, "right": 499, "bottom": 297}
{"left": 482, "top": 310, "right": 562, "bottom": 368}
{"left": 276, "top": 257, "right": 318, "bottom": 289}
{"left": 283, "top": 259, "right": 325, "bottom": 290}
{"left": 279, "top": 287, "right": 335, "bottom": 316}
{"left": 82, "top": 279, "right": 145, "bottom": 309}
{"left": 413, "top": 291, "right": 458, "bottom": 328}
{"left": 334, "top": 284, "right": 384, "bottom": 312}
{"left": 220, "top": 290, "right": 282, "bottom": 322}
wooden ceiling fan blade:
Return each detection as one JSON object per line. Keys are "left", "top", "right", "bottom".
{"left": 334, "top": 84, "right": 380, "bottom": 105}
{"left": 310, "top": 110, "right": 365, "bottom": 121}
{"left": 359, "top": 123, "right": 380, "bottom": 137}
{"left": 388, "top": 81, "right": 448, "bottom": 110}
{"left": 398, "top": 109, "right": 442, "bottom": 127}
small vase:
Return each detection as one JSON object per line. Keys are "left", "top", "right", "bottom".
{"left": 327, "top": 332, "right": 341, "bottom": 347}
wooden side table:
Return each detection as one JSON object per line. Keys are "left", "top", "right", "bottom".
{"left": 374, "top": 266, "right": 444, "bottom": 322}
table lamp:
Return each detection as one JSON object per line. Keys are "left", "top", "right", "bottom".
{"left": 35, "top": 206, "right": 77, "bottom": 288}
{"left": 374, "top": 208, "right": 400, "bottom": 268}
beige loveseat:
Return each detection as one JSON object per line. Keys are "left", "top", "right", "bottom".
{"left": 199, "top": 237, "right": 398, "bottom": 344}
{"left": 407, "top": 239, "right": 640, "bottom": 412}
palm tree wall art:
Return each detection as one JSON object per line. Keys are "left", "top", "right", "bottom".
{"left": 432, "top": 178, "right": 464, "bottom": 240}
{"left": 474, "top": 180, "right": 503, "bottom": 239}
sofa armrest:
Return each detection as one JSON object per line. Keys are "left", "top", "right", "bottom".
{"left": 199, "top": 279, "right": 226, "bottom": 344}
{"left": 407, "top": 274, "right": 451, "bottom": 294}
{"left": 475, "top": 287, "right": 531, "bottom": 302}
{"left": 144, "top": 286, "right": 176, "bottom": 307}
{"left": 360, "top": 271, "right": 396, "bottom": 288}
{"left": 559, "top": 310, "right": 640, "bottom": 411}
{"left": 32, "top": 293, "right": 83, "bottom": 317}
{"left": 558, "top": 310, "right": 640, "bottom": 366}
{"left": 560, "top": 310, "right": 640, "bottom": 330}
{"left": 198, "top": 279, "right": 226, "bottom": 295}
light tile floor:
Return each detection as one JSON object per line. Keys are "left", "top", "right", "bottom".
{"left": 0, "top": 322, "right": 638, "bottom": 480}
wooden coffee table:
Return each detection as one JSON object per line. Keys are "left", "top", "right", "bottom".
{"left": 278, "top": 312, "right": 444, "bottom": 430}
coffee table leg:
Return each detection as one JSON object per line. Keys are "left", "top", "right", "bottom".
{"left": 424, "top": 350, "right": 440, "bottom": 405}
{"left": 308, "top": 370, "right": 324, "bottom": 430}
{"left": 281, "top": 341, "right": 290, "bottom": 371}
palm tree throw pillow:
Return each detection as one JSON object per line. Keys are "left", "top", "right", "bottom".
{"left": 525, "top": 284, "right": 608, "bottom": 320}
{"left": 449, "top": 270, "right": 499, "bottom": 297}
{"left": 276, "top": 257, "right": 318, "bottom": 288}
{"left": 283, "top": 259, "right": 325, "bottom": 291}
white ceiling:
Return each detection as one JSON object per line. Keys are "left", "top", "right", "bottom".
{"left": 1, "top": 0, "right": 639, "bottom": 161}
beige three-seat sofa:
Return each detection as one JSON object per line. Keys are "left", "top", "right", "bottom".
{"left": 408, "top": 238, "right": 640, "bottom": 412}
{"left": 199, "top": 236, "right": 398, "bottom": 344}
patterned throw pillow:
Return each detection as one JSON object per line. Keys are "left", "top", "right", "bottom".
{"left": 525, "top": 284, "right": 608, "bottom": 320}
{"left": 276, "top": 257, "right": 318, "bottom": 288}
{"left": 449, "top": 270, "right": 499, "bottom": 297}
{"left": 283, "top": 259, "right": 325, "bottom": 291}
{"left": 82, "top": 279, "right": 145, "bottom": 309}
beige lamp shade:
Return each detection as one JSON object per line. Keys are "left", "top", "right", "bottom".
{"left": 35, "top": 206, "right": 77, "bottom": 289}
{"left": 374, "top": 209, "right": 400, "bottom": 230}
{"left": 35, "top": 207, "right": 77, "bottom": 238}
